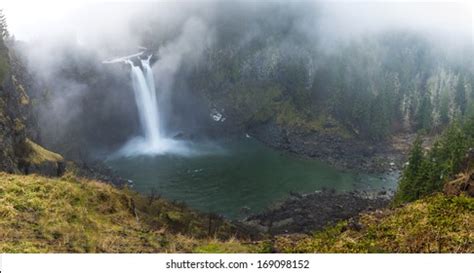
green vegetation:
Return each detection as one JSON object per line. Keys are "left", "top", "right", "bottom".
{"left": 2, "top": 170, "right": 471, "bottom": 253}
{"left": 0, "top": 4, "right": 472, "bottom": 254}
{"left": 0, "top": 43, "right": 8, "bottom": 84}
{"left": 394, "top": 120, "right": 473, "bottom": 204}
{"left": 0, "top": 172, "right": 254, "bottom": 253}
{"left": 23, "top": 139, "right": 64, "bottom": 165}
{"left": 271, "top": 120, "right": 474, "bottom": 253}
{"left": 0, "top": 9, "right": 8, "bottom": 40}
{"left": 0, "top": 51, "right": 8, "bottom": 84}
{"left": 274, "top": 194, "right": 473, "bottom": 253}
{"left": 194, "top": 238, "right": 259, "bottom": 253}
{"left": 0, "top": 9, "right": 8, "bottom": 83}
{"left": 190, "top": 30, "right": 473, "bottom": 140}
{"left": 202, "top": 80, "right": 351, "bottom": 136}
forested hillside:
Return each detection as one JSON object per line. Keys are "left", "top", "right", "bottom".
{"left": 273, "top": 120, "right": 474, "bottom": 253}
{"left": 0, "top": 2, "right": 472, "bottom": 254}
{"left": 191, "top": 31, "right": 473, "bottom": 140}
{"left": 10, "top": 2, "right": 472, "bottom": 163}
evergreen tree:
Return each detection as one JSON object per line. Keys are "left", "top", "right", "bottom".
{"left": 455, "top": 75, "right": 466, "bottom": 116}
{"left": 416, "top": 92, "right": 433, "bottom": 131}
{"left": 421, "top": 142, "right": 443, "bottom": 194}
{"left": 435, "top": 121, "right": 468, "bottom": 176}
{"left": 394, "top": 135, "right": 425, "bottom": 203}
{"left": 439, "top": 91, "right": 450, "bottom": 125}
{"left": 0, "top": 9, "right": 8, "bottom": 40}
{"left": 394, "top": 120, "right": 472, "bottom": 205}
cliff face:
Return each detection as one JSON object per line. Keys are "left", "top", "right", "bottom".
{"left": 14, "top": 44, "right": 140, "bottom": 162}
{"left": 0, "top": 40, "right": 64, "bottom": 176}
{"left": 0, "top": 40, "right": 27, "bottom": 172}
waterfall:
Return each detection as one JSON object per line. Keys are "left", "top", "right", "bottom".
{"left": 105, "top": 53, "right": 205, "bottom": 157}
{"left": 113, "top": 55, "right": 191, "bottom": 157}
{"left": 126, "top": 57, "right": 161, "bottom": 146}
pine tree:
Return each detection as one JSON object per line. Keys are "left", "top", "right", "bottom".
{"left": 394, "top": 120, "right": 472, "bottom": 205}
{"left": 439, "top": 91, "right": 450, "bottom": 125}
{"left": 436, "top": 121, "right": 468, "bottom": 176}
{"left": 416, "top": 92, "right": 433, "bottom": 131}
{"left": 0, "top": 9, "right": 8, "bottom": 40}
{"left": 455, "top": 75, "right": 466, "bottom": 116}
{"left": 394, "top": 135, "right": 425, "bottom": 203}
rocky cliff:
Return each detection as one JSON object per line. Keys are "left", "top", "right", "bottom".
{"left": 0, "top": 40, "right": 64, "bottom": 176}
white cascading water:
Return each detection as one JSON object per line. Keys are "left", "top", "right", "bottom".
{"left": 111, "top": 55, "right": 192, "bottom": 157}
{"left": 104, "top": 53, "right": 218, "bottom": 157}
{"left": 126, "top": 57, "right": 160, "bottom": 144}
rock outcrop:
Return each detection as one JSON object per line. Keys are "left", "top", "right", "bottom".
{"left": 0, "top": 40, "right": 64, "bottom": 176}
{"left": 18, "top": 138, "right": 65, "bottom": 176}
{"left": 443, "top": 149, "right": 474, "bottom": 197}
{"left": 0, "top": 40, "right": 27, "bottom": 172}
{"left": 248, "top": 120, "right": 409, "bottom": 173}
{"left": 243, "top": 189, "right": 392, "bottom": 235}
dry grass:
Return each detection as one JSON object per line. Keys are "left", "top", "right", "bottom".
{"left": 274, "top": 193, "right": 474, "bottom": 253}
{"left": 0, "top": 172, "right": 253, "bottom": 253}
{"left": 1, "top": 171, "right": 472, "bottom": 253}
{"left": 24, "top": 139, "right": 64, "bottom": 165}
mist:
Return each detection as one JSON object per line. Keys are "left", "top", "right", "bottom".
{"left": 3, "top": 0, "right": 472, "bottom": 160}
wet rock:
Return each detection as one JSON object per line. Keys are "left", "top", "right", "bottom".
{"left": 22, "top": 160, "right": 65, "bottom": 177}
{"left": 272, "top": 218, "right": 295, "bottom": 233}
{"left": 241, "top": 219, "right": 268, "bottom": 234}
{"left": 243, "top": 190, "right": 390, "bottom": 235}
{"left": 289, "top": 191, "right": 303, "bottom": 199}
{"left": 239, "top": 206, "right": 251, "bottom": 216}
{"left": 173, "top": 132, "right": 185, "bottom": 139}
{"left": 248, "top": 120, "right": 415, "bottom": 173}
{"left": 70, "top": 161, "right": 130, "bottom": 187}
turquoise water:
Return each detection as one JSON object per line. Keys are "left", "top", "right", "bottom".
{"left": 107, "top": 137, "right": 398, "bottom": 218}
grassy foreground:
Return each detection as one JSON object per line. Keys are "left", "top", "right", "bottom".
{"left": 0, "top": 172, "right": 257, "bottom": 253}
{"left": 0, "top": 172, "right": 472, "bottom": 253}
{"left": 274, "top": 193, "right": 473, "bottom": 253}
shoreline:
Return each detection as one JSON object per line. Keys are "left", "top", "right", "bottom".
{"left": 248, "top": 122, "right": 420, "bottom": 174}
{"left": 241, "top": 189, "right": 393, "bottom": 236}
{"left": 83, "top": 130, "right": 411, "bottom": 238}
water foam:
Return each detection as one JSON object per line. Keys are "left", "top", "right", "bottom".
{"left": 115, "top": 55, "right": 190, "bottom": 157}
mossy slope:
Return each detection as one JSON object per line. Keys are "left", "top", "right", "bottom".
{"left": 0, "top": 172, "right": 255, "bottom": 253}
{"left": 0, "top": 171, "right": 472, "bottom": 253}
{"left": 23, "top": 138, "right": 63, "bottom": 164}
{"left": 274, "top": 193, "right": 473, "bottom": 253}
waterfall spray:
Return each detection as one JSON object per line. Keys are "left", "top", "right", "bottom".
{"left": 106, "top": 54, "right": 188, "bottom": 156}
{"left": 103, "top": 52, "right": 210, "bottom": 157}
